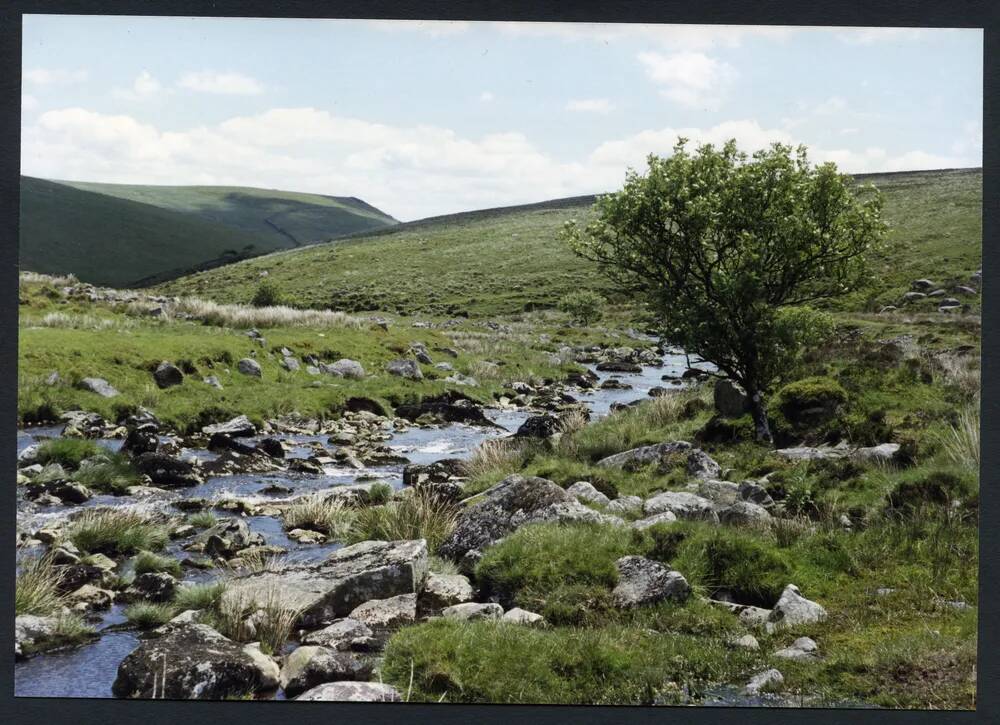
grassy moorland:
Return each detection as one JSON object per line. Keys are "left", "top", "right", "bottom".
{"left": 158, "top": 169, "right": 981, "bottom": 317}
{"left": 19, "top": 177, "right": 397, "bottom": 288}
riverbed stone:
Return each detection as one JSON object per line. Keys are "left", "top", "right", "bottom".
{"left": 14, "top": 615, "right": 60, "bottom": 658}
{"left": 295, "top": 681, "right": 402, "bottom": 701}
{"left": 133, "top": 452, "right": 202, "bottom": 487}
{"left": 191, "top": 518, "right": 265, "bottom": 558}
{"left": 203, "top": 415, "right": 257, "bottom": 438}
{"left": 221, "top": 539, "right": 428, "bottom": 628}
{"left": 612, "top": 556, "right": 690, "bottom": 608}
{"left": 279, "top": 646, "right": 373, "bottom": 697}
{"left": 112, "top": 622, "right": 279, "bottom": 699}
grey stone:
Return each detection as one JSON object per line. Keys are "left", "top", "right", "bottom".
{"left": 279, "top": 646, "right": 372, "bottom": 697}
{"left": 612, "top": 556, "right": 690, "bottom": 607}
{"left": 301, "top": 618, "right": 375, "bottom": 651}
{"left": 419, "top": 572, "right": 475, "bottom": 615}
{"left": 566, "top": 481, "right": 611, "bottom": 507}
{"left": 502, "top": 607, "right": 545, "bottom": 626}
{"left": 774, "top": 636, "right": 819, "bottom": 661}
{"left": 766, "top": 585, "right": 827, "bottom": 631}
{"left": 643, "top": 491, "right": 719, "bottom": 522}
{"left": 237, "top": 358, "right": 262, "bottom": 378}
{"left": 202, "top": 415, "right": 257, "bottom": 437}
{"left": 607, "top": 495, "right": 644, "bottom": 516}
{"left": 154, "top": 361, "right": 184, "bottom": 389}
{"left": 714, "top": 379, "right": 750, "bottom": 417}
{"left": 718, "top": 500, "right": 772, "bottom": 525}
{"left": 294, "top": 681, "right": 402, "bottom": 701}
{"left": 327, "top": 359, "right": 365, "bottom": 379}
{"left": 596, "top": 440, "right": 692, "bottom": 470}
{"left": 386, "top": 359, "right": 423, "bottom": 380}
{"left": 745, "top": 668, "right": 784, "bottom": 695}
{"left": 348, "top": 593, "right": 417, "bottom": 631}
{"left": 441, "top": 602, "right": 504, "bottom": 621}
{"left": 79, "top": 377, "right": 119, "bottom": 398}
{"left": 630, "top": 511, "right": 679, "bottom": 530}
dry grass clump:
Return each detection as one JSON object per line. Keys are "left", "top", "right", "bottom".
{"left": 348, "top": 487, "right": 459, "bottom": 552}
{"left": 940, "top": 403, "right": 980, "bottom": 472}
{"left": 16, "top": 552, "right": 66, "bottom": 616}
{"left": 19, "top": 271, "right": 78, "bottom": 287}
{"left": 215, "top": 586, "right": 301, "bottom": 655}
{"left": 282, "top": 495, "right": 357, "bottom": 540}
{"left": 465, "top": 437, "right": 527, "bottom": 480}
{"left": 167, "top": 297, "right": 364, "bottom": 330}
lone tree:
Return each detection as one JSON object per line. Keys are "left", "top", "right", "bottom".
{"left": 564, "top": 139, "right": 886, "bottom": 442}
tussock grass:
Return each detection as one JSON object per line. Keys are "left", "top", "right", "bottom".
{"left": 67, "top": 509, "right": 169, "bottom": 556}
{"left": 132, "top": 550, "right": 182, "bottom": 577}
{"left": 34, "top": 438, "right": 104, "bottom": 469}
{"left": 465, "top": 438, "right": 527, "bottom": 483}
{"left": 72, "top": 453, "right": 141, "bottom": 495}
{"left": 367, "top": 482, "right": 393, "bottom": 505}
{"left": 348, "top": 487, "right": 458, "bottom": 552}
{"left": 174, "top": 582, "right": 226, "bottom": 611}
{"left": 428, "top": 555, "right": 461, "bottom": 576}
{"left": 282, "top": 495, "right": 357, "bottom": 540}
{"left": 165, "top": 297, "right": 364, "bottom": 330}
{"left": 215, "top": 586, "right": 301, "bottom": 655}
{"left": 187, "top": 510, "right": 218, "bottom": 528}
{"left": 16, "top": 553, "right": 66, "bottom": 616}
{"left": 941, "top": 404, "right": 980, "bottom": 471}
{"left": 124, "top": 602, "right": 176, "bottom": 629}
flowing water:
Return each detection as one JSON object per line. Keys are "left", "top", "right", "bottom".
{"left": 14, "top": 350, "right": 740, "bottom": 701}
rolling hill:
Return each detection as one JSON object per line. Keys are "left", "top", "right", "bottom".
{"left": 157, "top": 168, "right": 982, "bottom": 316}
{"left": 18, "top": 177, "right": 398, "bottom": 287}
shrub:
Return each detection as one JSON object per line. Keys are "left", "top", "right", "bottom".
{"left": 67, "top": 509, "right": 169, "bottom": 556}
{"left": 557, "top": 290, "right": 604, "bottom": 325}
{"left": 885, "top": 470, "right": 975, "bottom": 515}
{"left": 132, "top": 550, "right": 182, "bottom": 577}
{"left": 16, "top": 553, "right": 66, "bottom": 616}
{"left": 348, "top": 488, "right": 458, "bottom": 552}
{"left": 34, "top": 438, "right": 104, "bottom": 469}
{"left": 250, "top": 280, "right": 282, "bottom": 308}
{"left": 770, "top": 376, "right": 849, "bottom": 443}
{"left": 475, "top": 523, "right": 631, "bottom": 608}
{"left": 124, "top": 602, "right": 176, "bottom": 629}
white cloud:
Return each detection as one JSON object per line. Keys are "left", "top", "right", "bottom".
{"left": 479, "top": 91, "right": 495, "bottom": 102}
{"left": 177, "top": 71, "right": 264, "bottom": 95}
{"left": 840, "top": 127, "right": 860, "bottom": 136}
{"left": 951, "top": 120, "right": 982, "bottom": 157}
{"left": 637, "top": 51, "right": 736, "bottom": 109}
{"left": 493, "top": 22, "right": 794, "bottom": 49}
{"left": 21, "top": 94, "right": 39, "bottom": 112}
{"left": 24, "top": 67, "right": 88, "bottom": 85}
{"left": 112, "top": 71, "right": 164, "bottom": 101}
{"left": 566, "top": 98, "right": 614, "bottom": 114}
{"left": 364, "top": 19, "right": 472, "bottom": 36}
{"left": 21, "top": 107, "right": 979, "bottom": 221}
{"left": 835, "top": 27, "right": 928, "bottom": 45}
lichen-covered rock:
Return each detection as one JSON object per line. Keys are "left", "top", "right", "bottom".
{"left": 441, "top": 602, "right": 504, "bottom": 621}
{"left": 348, "top": 593, "right": 417, "bottom": 631}
{"left": 766, "top": 585, "right": 827, "bottom": 631}
{"left": 714, "top": 379, "right": 750, "bottom": 417}
{"left": 221, "top": 539, "right": 428, "bottom": 628}
{"left": 630, "top": 511, "right": 678, "bottom": 530}
{"left": 438, "top": 475, "right": 574, "bottom": 561}
{"left": 686, "top": 449, "right": 722, "bottom": 480}
{"left": 565, "top": 481, "right": 611, "bottom": 507}
{"left": 606, "top": 495, "right": 643, "bottom": 516}
{"left": 279, "top": 645, "right": 372, "bottom": 697}
{"left": 718, "top": 500, "right": 772, "bottom": 526}
{"left": 697, "top": 479, "right": 740, "bottom": 505}
{"left": 611, "top": 556, "right": 690, "bottom": 608}
{"left": 511, "top": 500, "right": 625, "bottom": 529}
{"left": 596, "top": 441, "right": 692, "bottom": 471}
{"left": 294, "top": 681, "right": 402, "bottom": 701}
{"left": 326, "top": 359, "right": 366, "bottom": 379}
{"left": 301, "top": 618, "right": 375, "bottom": 651}
{"left": 191, "top": 518, "right": 265, "bottom": 558}
{"left": 112, "top": 623, "right": 279, "bottom": 699}
{"left": 643, "top": 491, "right": 719, "bottom": 523}
{"left": 418, "top": 572, "right": 475, "bottom": 615}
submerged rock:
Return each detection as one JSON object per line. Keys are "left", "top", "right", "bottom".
{"left": 133, "top": 452, "right": 203, "bottom": 487}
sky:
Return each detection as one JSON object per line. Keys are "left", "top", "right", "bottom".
{"left": 21, "top": 16, "right": 983, "bottom": 221}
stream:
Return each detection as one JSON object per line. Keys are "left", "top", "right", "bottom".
{"left": 15, "top": 349, "right": 727, "bottom": 701}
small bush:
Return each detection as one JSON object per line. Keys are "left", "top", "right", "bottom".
{"left": 132, "top": 550, "right": 182, "bottom": 577}
{"left": 124, "top": 602, "right": 176, "bottom": 629}
{"left": 886, "top": 470, "right": 975, "bottom": 515}
{"left": 770, "top": 376, "right": 849, "bottom": 443}
{"left": 68, "top": 509, "right": 169, "bottom": 556}
{"left": 558, "top": 290, "right": 603, "bottom": 325}
{"left": 35, "top": 438, "right": 103, "bottom": 470}
{"left": 16, "top": 553, "right": 66, "bottom": 616}
{"left": 348, "top": 488, "right": 458, "bottom": 552}
{"left": 250, "top": 280, "right": 282, "bottom": 308}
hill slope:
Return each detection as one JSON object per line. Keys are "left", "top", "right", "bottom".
{"left": 157, "top": 168, "right": 982, "bottom": 315}
{"left": 19, "top": 177, "right": 398, "bottom": 288}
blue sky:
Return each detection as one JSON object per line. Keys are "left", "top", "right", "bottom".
{"left": 21, "top": 16, "right": 982, "bottom": 220}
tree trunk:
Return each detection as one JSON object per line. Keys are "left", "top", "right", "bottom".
{"left": 748, "top": 389, "right": 773, "bottom": 444}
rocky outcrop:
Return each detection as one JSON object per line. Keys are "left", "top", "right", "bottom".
{"left": 221, "top": 539, "right": 428, "bottom": 628}
{"left": 112, "top": 623, "right": 279, "bottom": 699}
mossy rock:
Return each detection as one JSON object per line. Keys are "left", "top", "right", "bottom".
{"left": 769, "top": 376, "right": 849, "bottom": 445}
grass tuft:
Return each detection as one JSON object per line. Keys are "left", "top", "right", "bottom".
{"left": 67, "top": 509, "right": 169, "bottom": 556}
{"left": 348, "top": 487, "right": 459, "bottom": 552}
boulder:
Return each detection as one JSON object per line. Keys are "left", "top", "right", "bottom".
{"left": 15, "top": 614, "right": 61, "bottom": 657}
{"left": 718, "top": 501, "right": 772, "bottom": 526}
{"left": 281, "top": 356, "right": 300, "bottom": 372}
{"left": 611, "top": 556, "right": 690, "bottom": 607}
{"left": 728, "top": 634, "right": 760, "bottom": 650}
{"left": 279, "top": 646, "right": 372, "bottom": 697}
{"left": 192, "top": 518, "right": 264, "bottom": 558}
{"left": 301, "top": 618, "right": 376, "bottom": 651}
{"left": 606, "top": 495, "right": 643, "bottom": 517}
{"left": 237, "top": 358, "right": 262, "bottom": 378}
{"left": 203, "top": 376, "right": 223, "bottom": 389}
{"left": 386, "top": 359, "right": 422, "bottom": 380}
{"left": 418, "top": 572, "right": 475, "bottom": 615}
{"left": 630, "top": 511, "right": 678, "bottom": 530}
{"left": 643, "top": 491, "right": 719, "bottom": 523}
{"left": 79, "top": 377, "right": 119, "bottom": 398}
{"left": 442, "top": 602, "right": 504, "bottom": 621}
{"left": 714, "top": 379, "right": 750, "bottom": 417}
{"left": 438, "top": 475, "right": 574, "bottom": 560}
{"left": 221, "top": 539, "right": 428, "bottom": 628}
{"left": 502, "top": 607, "right": 545, "bottom": 626}
{"left": 326, "top": 359, "right": 366, "bottom": 379}
{"left": 395, "top": 392, "right": 494, "bottom": 427}
{"left": 565, "top": 481, "right": 611, "bottom": 507}
{"left": 766, "top": 584, "right": 827, "bottom": 631}
{"left": 128, "top": 572, "right": 178, "bottom": 603}
{"left": 133, "top": 452, "right": 202, "bottom": 487}
{"left": 738, "top": 480, "right": 775, "bottom": 508}
{"left": 596, "top": 440, "right": 692, "bottom": 471}
{"left": 510, "top": 500, "right": 625, "bottom": 528}
{"left": 112, "top": 623, "right": 279, "bottom": 699}
{"left": 257, "top": 437, "right": 285, "bottom": 459}
{"left": 121, "top": 425, "right": 159, "bottom": 456}
{"left": 203, "top": 415, "right": 257, "bottom": 437}
{"left": 348, "top": 593, "right": 417, "bottom": 631}
{"left": 911, "top": 279, "right": 935, "bottom": 291}
{"left": 153, "top": 361, "right": 184, "bottom": 389}
{"left": 686, "top": 449, "right": 722, "bottom": 480}
{"left": 596, "top": 360, "right": 642, "bottom": 374}
{"left": 774, "top": 636, "right": 819, "bottom": 661}
{"left": 514, "top": 415, "right": 562, "bottom": 439}
{"left": 697, "top": 480, "right": 740, "bottom": 505}
{"left": 208, "top": 432, "right": 257, "bottom": 456}
{"left": 403, "top": 458, "right": 467, "bottom": 487}
{"left": 294, "top": 681, "right": 402, "bottom": 702}
{"left": 745, "top": 668, "right": 784, "bottom": 696}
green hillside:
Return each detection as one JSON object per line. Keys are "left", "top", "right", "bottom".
{"left": 56, "top": 179, "right": 397, "bottom": 246}
{"left": 19, "top": 176, "right": 398, "bottom": 288}
{"left": 159, "top": 168, "right": 982, "bottom": 316}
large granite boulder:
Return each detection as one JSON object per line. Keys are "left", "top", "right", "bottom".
{"left": 611, "top": 556, "right": 690, "bottom": 607}
{"left": 112, "top": 623, "right": 279, "bottom": 699}
{"left": 221, "top": 539, "right": 428, "bottom": 628}
{"left": 643, "top": 491, "right": 719, "bottom": 522}
{"left": 279, "top": 645, "right": 372, "bottom": 697}
{"left": 596, "top": 441, "right": 692, "bottom": 471}
{"left": 437, "top": 475, "right": 574, "bottom": 561}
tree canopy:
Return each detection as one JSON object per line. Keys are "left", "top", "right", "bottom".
{"left": 564, "top": 139, "right": 886, "bottom": 441}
